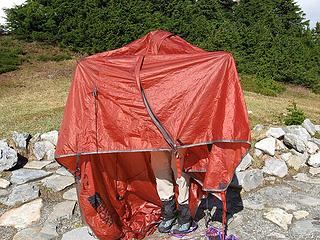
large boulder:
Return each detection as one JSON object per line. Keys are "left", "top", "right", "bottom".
{"left": 262, "top": 158, "right": 288, "bottom": 178}
{"left": 0, "top": 140, "right": 18, "bottom": 172}
{"left": 255, "top": 137, "right": 276, "bottom": 156}
{"left": 302, "top": 119, "right": 316, "bottom": 136}
{"left": 283, "top": 133, "right": 306, "bottom": 153}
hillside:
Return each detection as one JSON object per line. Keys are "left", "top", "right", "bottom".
{"left": 0, "top": 38, "right": 319, "bottom": 139}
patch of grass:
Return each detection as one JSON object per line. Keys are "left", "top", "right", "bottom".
{"left": 240, "top": 74, "right": 286, "bottom": 97}
{"left": 36, "top": 53, "right": 72, "bottom": 62}
{"left": 314, "top": 132, "right": 320, "bottom": 139}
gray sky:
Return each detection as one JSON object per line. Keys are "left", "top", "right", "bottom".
{"left": 0, "top": 0, "right": 319, "bottom": 28}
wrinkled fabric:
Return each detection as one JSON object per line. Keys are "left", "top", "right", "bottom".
{"left": 55, "top": 30, "right": 251, "bottom": 239}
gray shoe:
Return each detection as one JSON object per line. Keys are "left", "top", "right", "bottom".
{"left": 158, "top": 198, "right": 177, "bottom": 233}
{"left": 171, "top": 203, "right": 198, "bottom": 235}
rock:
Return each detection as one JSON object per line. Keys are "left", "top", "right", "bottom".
{"left": 63, "top": 188, "right": 78, "bottom": 201}
{"left": 41, "top": 174, "right": 74, "bottom": 192}
{"left": 24, "top": 160, "right": 53, "bottom": 170}
{"left": 290, "top": 219, "right": 320, "bottom": 236}
{"left": 0, "top": 140, "right": 18, "bottom": 171}
{"left": 56, "top": 167, "right": 73, "bottom": 177}
{"left": 255, "top": 137, "right": 276, "bottom": 156}
{"left": 285, "top": 125, "right": 311, "bottom": 141}
{"left": 243, "top": 199, "right": 265, "bottom": 210}
{"left": 293, "top": 210, "right": 309, "bottom": 220}
{"left": 311, "top": 138, "right": 320, "bottom": 147}
{"left": 315, "top": 125, "right": 320, "bottom": 132}
{"left": 262, "top": 158, "right": 288, "bottom": 178}
{"left": 41, "top": 200, "right": 76, "bottom": 236}
{"left": 236, "top": 169, "right": 264, "bottom": 191}
{"left": 61, "top": 227, "right": 97, "bottom": 240}
{"left": 33, "top": 141, "right": 55, "bottom": 161}
{"left": 0, "top": 198, "right": 43, "bottom": 229}
{"left": 276, "top": 139, "right": 288, "bottom": 151}
{"left": 302, "top": 119, "right": 316, "bottom": 136}
{"left": 0, "top": 178, "right": 10, "bottom": 189}
{"left": 40, "top": 131, "right": 58, "bottom": 146}
{"left": 0, "top": 189, "right": 9, "bottom": 197}
{"left": 1, "top": 183, "right": 39, "bottom": 206}
{"left": 294, "top": 194, "right": 320, "bottom": 207}
{"left": 308, "top": 153, "right": 320, "bottom": 167}
{"left": 236, "top": 153, "right": 252, "bottom": 172}
{"left": 13, "top": 227, "right": 55, "bottom": 240}
{"left": 283, "top": 133, "right": 306, "bottom": 153}
{"left": 253, "top": 124, "right": 264, "bottom": 132}
{"left": 27, "top": 133, "right": 41, "bottom": 160}
{"left": 11, "top": 169, "right": 51, "bottom": 185}
{"left": 263, "top": 208, "right": 293, "bottom": 230}
{"left": 12, "top": 131, "right": 31, "bottom": 150}
{"left": 280, "top": 203, "right": 297, "bottom": 211}
{"left": 287, "top": 154, "right": 307, "bottom": 170}
{"left": 293, "top": 173, "right": 320, "bottom": 184}
{"left": 280, "top": 152, "right": 292, "bottom": 162}
{"left": 45, "top": 161, "right": 60, "bottom": 170}
{"left": 266, "top": 127, "right": 285, "bottom": 139}
{"left": 307, "top": 141, "right": 319, "bottom": 154}
{"left": 309, "top": 167, "right": 320, "bottom": 176}
{"left": 254, "top": 149, "right": 263, "bottom": 157}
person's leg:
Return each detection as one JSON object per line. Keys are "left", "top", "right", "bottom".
{"left": 171, "top": 148, "right": 196, "bottom": 234}
{"left": 150, "top": 151, "right": 177, "bottom": 233}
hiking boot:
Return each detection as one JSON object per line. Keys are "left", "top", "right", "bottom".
{"left": 171, "top": 203, "right": 198, "bottom": 235}
{"left": 158, "top": 198, "right": 177, "bottom": 233}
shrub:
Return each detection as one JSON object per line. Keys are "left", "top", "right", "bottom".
{"left": 284, "top": 102, "right": 306, "bottom": 125}
{"left": 240, "top": 74, "right": 285, "bottom": 96}
{"left": 36, "top": 53, "right": 71, "bottom": 62}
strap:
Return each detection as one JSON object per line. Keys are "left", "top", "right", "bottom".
{"left": 221, "top": 191, "right": 227, "bottom": 240}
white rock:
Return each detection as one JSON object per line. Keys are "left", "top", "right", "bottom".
{"left": 266, "top": 127, "right": 285, "bottom": 139}
{"left": 24, "top": 161, "right": 53, "bottom": 170}
{"left": 0, "top": 140, "right": 18, "bottom": 171}
{"left": 0, "top": 178, "right": 10, "bottom": 189}
{"left": 263, "top": 208, "right": 293, "bottom": 230}
{"left": 302, "top": 119, "right": 316, "bottom": 136}
{"left": 41, "top": 200, "right": 76, "bottom": 236}
{"left": 1, "top": 183, "right": 39, "bottom": 206}
{"left": 61, "top": 227, "right": 96, "bottom": 240}
{"left": 46, "top": 149, "right": 55, "bottom": 161}
{"left": 236, "top": 153, "right": 253, "bottom": 172}
{"left": 255, "top": 137, "right": 276, "bottom": 156}
{"left": 281, "top": 152, "right": 292, "bottom": 162}
{"left": 236, "top": 169, "right": 264, "bottom": 191}
{"left": 285, "top": 125, "right": 312, "bottom": 141}
{"left": 309, "top": 167, "right": 320, "bottom": 176}
{"left": 13, "top": 227, "right": 54, "bottom": 240}
{"left": 12, "top": 131, "right": 31, "bottom": 150}
{"left": 262, "top": 158, "right": 288, "bottom": 178}
{"left": 293, "top": 173, "right": 320, "bottom": 184}
{"left": 45, "top": 161, "right": 60, "bottom": 170}
{"left": 33, "top": 141, "right": 55, "bottom": 161}
{"left": 308, "top": 153, "right": 320, "bottom": 168}
{"left": 287, "top": 154, "right": 307, "bottom": 171}
{"left": 307, "top": 141, "right": 319, "bottom": 154}
{"left": 293, "top": 210, "right": 309, "bottom": 220}
{"left": 253, "top": 124, "right": 264, "bottom": 131}
{"left": 40, "top": 131, "right": 58, "bottom": 146}
{"left": 11, "top": 169, "right": 51, "bottom": 185}
{"left": 56, "top": 167, "right": 73, "bottom": 177}
{"left": 315, "top": 125, "right": 320, "bottom": 132}
{"left": 283, "top": 133, "right": 306, "bottom": 153}
{"left": 280, "top": 203, "right": 297, "bottom": 211}
{"left": 0, "top": 198, "right": 43, "bottom": 229}
{"left": 63, "top": 188, "right": 78, "bottom": 201}
{"left": 41, "top": 174, "right": 74, "bottom": 192}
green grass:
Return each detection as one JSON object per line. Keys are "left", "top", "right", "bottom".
{"left": 0, "top": 36, "right": 24, "bottom": 73}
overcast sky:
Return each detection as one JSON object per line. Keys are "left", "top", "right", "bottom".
{"left": 0, "top": 0, "right": 319, "bottom": 28}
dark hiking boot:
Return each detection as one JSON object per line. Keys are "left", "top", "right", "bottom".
{"left": 158, "top": 198, "right": 177, "bottom": 233}
{"left": 171, "top": 203, "right": 198, "bottom": 235}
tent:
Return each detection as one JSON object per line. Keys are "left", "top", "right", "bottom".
{"left": 55, "top": 30, "right": 251, "bottom": 240}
